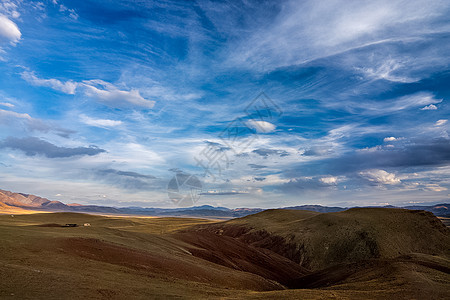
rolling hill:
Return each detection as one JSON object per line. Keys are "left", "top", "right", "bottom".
{"left": 0, "top": 208, "right": 448, "bottom": 299}
{"left": 182, "top": 208, "right": 449, "bottom": 270}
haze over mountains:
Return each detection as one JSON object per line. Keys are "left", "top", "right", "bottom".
{"left": 1, "top": 188, "right": 449, "bottom": 219}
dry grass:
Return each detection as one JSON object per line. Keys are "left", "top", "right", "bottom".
{"left": 0, "top": 209, "right": 449, "bottom": 299}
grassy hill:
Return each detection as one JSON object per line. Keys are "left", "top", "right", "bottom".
{"left": 0, "top": 208, "right": 449, "bottom": 299}
{"left": 186, "top": 208, "right": 449, "bottom": 270}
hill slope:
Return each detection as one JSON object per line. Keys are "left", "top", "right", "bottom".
{"left": 182, "top": 208, "right": 450, "bottom": 271}
{"left": 0, "top": 189, "right": 55, "bottom": 207}
{"left": 0, "top": 209, "right": 449, "bottom": 299}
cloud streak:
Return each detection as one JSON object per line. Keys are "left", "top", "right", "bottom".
{"left": 0, "top": 137, "right": 106, "bottom": 158}
{"left": 246, "top": 120, "right": 276, "bottom": 133}
{"left": 20, "top": 72, "right": 155, "bottom": 109}
{"left": 21, "top": 71, "right": 77, "bottom": 94}
{"left": 80, "top": 114, "right": 123, "bottom": 128}
{"left": 224, "top": 0, "right": 450, "bottom": 71}
{"left": 81, "top": 80, "right": 155, "bottom": 109}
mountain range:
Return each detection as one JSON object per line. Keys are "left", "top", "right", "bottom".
{"left": 0, "top": 188, "right": 449, "bottom": 218}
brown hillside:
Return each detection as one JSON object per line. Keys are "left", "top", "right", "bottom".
{"left": 0, "top": 189, "right": 51, "bottom": 207}
{"left": 183, "top": 208, "right": 450, "bottom": 271}
{"left": 1, "top": 209, "right": 449, "bottom": 299}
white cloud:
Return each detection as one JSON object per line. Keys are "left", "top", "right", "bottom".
{"left": 422, "top": 184, "right": 447, "bottom": 192}
{"left": 0, "top": 102, "right": 14, "bottom": 108}
{"left": 359, "top": 169, "right": 401, "bottom": 185}
{"left": 81, "top": 80, "right": 155, "bottom": 109}
{"left": 0, "top": 14, "right": 21, "bottom": 45}
{"left": 421, "top": 104, "right": 437, "bottom": 110}
{"left": 0, "top": 108, "right": 32, "bottom": 120}
{"left": 383, "top": 137, "right": 397, "bottom": 142}
{"left": 320, "top": 176, "right": 338, "bottom": 184}
{"left": 20, "top": 71, "right": 155, "bottom": 109}
{"left": 435, "top": 119, "right": 448, "bottom": 126}
{"left": 392, "top": 93, "right": 442, "bottom": 111}
{"left": 224, "top": 0, "right": 449, "bottom": 71}
{"left": 352, "top": 92, "right": 443, "bottom": 115}
{"left": 58, "top": 4, "right": 78, "bottom": 20}
{"left": 358, "top": 58, "right": 417, "bottom": 83}
{"left": 80, "top": 114, "right": 123, "bottom": 128}
{"left": 246, "top": 120, "right": 276, "bottom": 133}
{"left": 0, "top": 1, "right": 20, "bottom": 19}
{"left": 21, "top": 71, "right": 78, "bottom": 94}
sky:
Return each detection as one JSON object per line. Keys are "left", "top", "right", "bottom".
{"left": 0, "top": 0, "right": 449, "bottom": 208}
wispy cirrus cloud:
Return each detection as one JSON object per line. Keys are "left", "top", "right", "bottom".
{"left": 0, "top": 1, "right": 20, "bottom": 19}
{"left": 223, "top": 0, "right": 450, "bottom": 71}
{"left": 330, "top": 92, "right": 443, "bottom": 115}
{"left": 356, "top": 58, "right": 418, "bottom": 83}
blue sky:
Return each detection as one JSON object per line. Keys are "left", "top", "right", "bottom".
{"left": 0, "top": 0, "right": 449, "bottom": 208}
